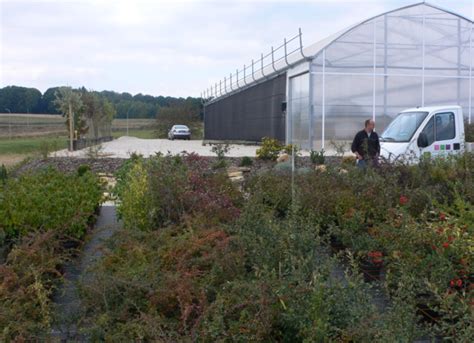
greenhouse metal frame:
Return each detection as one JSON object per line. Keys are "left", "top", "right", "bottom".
{"left": 203, "top": 2, "right": 473, "bottom": 149}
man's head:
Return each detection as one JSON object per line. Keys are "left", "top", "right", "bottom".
{"left": 365, "top": 119, "right": 375, "bottom": 132}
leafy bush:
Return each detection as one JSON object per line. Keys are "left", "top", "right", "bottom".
{"left": 0, "top": 164, "right": 7, "bottom": 184}
{"left": 116, "top": 153, "right": 241, "bottom": 230}
{"left": 465, "top": 120, "right": 474, "bottom": 142}
{"left": 256, "top": 137, "right": 283, "bottom": 161}
{"left": 78, "top": 152, "right": 474, "bottom": 340}
{"left": 283, "top": 144, "right": 298, "bottom": 156}
{"left": 310, "top": 149, "right": 325, "bottom": 165}
{"left": 0, "top": 231, "right": 65, "bottom": 341}
{"left": 77, "top": 164, "right": 91, "bottom": 176}
{"left": 0, "top": 168, "right": 102, "bottom": 239}
{"left": 240, "top": 156, "right": 253, "bottom": 167}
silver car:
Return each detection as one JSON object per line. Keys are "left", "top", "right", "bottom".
{"left": 168, "top": 125, "right": 191, "bottom": 140}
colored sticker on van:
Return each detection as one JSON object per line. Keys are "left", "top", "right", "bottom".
{"left": 434, "top": 145, "right": 440, "bottom": 151}
{"left": 440, "top": 145, "right": 445, "bottom": 151}
{"left": 445, "top": 144, "right": 451, "bottom": 150}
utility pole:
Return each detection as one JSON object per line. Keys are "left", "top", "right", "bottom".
{"left": 68, "top": 101, "right": 74, "bottom": 151}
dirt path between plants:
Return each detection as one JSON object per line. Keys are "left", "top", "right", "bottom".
{"left": 51, "top": 205, "right": 122, "bottom": 340}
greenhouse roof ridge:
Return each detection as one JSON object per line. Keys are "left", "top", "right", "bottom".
{"left": 202, "top": 2, "right": 473, "bottom": 104}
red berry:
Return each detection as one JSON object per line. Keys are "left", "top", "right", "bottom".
{"left": 442, "top": 242, "right": 450, "bottom": 248}
{"left": 439, "top": 213, "right": 446, "bottom": 221}
{"left": 456, "top": 279, "right": 463, "bottom": 287}
{"left": 399, "top": 195, "right": 408, "bottom": 205}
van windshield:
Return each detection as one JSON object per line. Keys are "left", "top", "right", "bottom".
{"left": 381, "top": 111, "right": 428, "bottom": 142}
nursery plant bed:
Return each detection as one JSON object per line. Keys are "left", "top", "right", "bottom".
{"left": 359, "top": 259, "right": 384, "bottom": 282}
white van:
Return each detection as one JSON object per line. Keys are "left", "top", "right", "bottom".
{"left": 380, "top": 105, "right": 473, "bottom": 162}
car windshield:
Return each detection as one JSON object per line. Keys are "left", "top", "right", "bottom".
{"left": 381, "top": 111, "right": 428, "bottom": 142}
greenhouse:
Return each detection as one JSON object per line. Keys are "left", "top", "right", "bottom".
{"left": 203, "top": 2, "right": 473, "bottom": 150}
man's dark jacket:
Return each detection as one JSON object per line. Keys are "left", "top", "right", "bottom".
{"left": 351, "top": 130, "right": 380, "bottom": 159}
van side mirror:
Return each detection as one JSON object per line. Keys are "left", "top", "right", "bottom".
{"left": 417, "top": 133, "right": 429, "bottom": 148}
{"left": 281, "top": 102, "right": 287, "bottom": 112}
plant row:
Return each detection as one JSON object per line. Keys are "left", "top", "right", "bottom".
{"left": 76, "top": 153, "right": 473, "bottom": 341}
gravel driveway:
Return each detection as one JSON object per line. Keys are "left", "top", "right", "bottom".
{"left": 54, "top": 136, "right": 261, "bottom": 158}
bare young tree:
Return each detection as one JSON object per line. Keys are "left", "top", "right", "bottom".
{"left": 54, "top": 87, "right": 83, "bottom": 151}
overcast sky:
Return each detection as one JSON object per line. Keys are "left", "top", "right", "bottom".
{"left": 1, "top": 0, "right": 473, "bottom": 97}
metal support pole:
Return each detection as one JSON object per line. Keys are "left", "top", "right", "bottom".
{"left": 309, "top": 64, "right": 314, "bottom": 150}
{"left": 271, "top": 46, "right": 277, "bottom": 73}
{"left": 284, "top": 38, "right": 290, "bottom": 67}
{"left": 322, "top": 49, "right": 326, "bottom": 151}
{"left": 261, "top": 53, "right": 266, "bottom": 78}
{"left": 236, "top": 69, "right": 240, "bottom": 88}
{"left": 383, "top": 14, "right": 388, "bottom": 116}
{"left": 421, "top": 6, "right": 425, "bottom": 107}
{"left": 287, "top": 78, "right": 293, "bottom": 145}
{"left": 470, "top": 23, "right": 472, "bottom": 124}
{"left": 229, "top": 73, "right": 233, "bottom": 91}
{"left": 372, "top": 19, "right": 377, "bottom": 121}
{"left": 457, "top": 18, "right": 461, "bottom": 105}
{"left": 219, "top": 80, "right": 222, "bottom": 96}
{"left": 299, "top": 28, "right": 306, "bottom": 59}
{"left": 243, "top": 65, "right": 248, "bottom": 85}
{"left": 251, "top": 59, "right": 257, "bottom": 82}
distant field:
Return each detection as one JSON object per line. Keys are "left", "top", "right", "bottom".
{"left": 0, "top": 135, "right": 68, "bottom": 167}
{"left": 0, "top": 113, "right": 66, "bottom": 138}
{"left": 0, "top": 115, "right": 202, "bottom": 167}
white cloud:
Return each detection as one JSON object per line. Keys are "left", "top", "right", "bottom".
{"left": 1, "top": 0, "right": 473, "bottom": 97}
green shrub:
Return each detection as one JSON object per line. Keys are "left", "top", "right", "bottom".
{"left": 310, "top": 149, "right": 325, "bottom": 165}
{"left": 256, "top": 137, "right": 283, "bottom": 161}
{"left": 0, "top": 168, "right": 102, "bottom": 239}
{"left": 117, "top": 153, "right": 241, "bottom": 230}
{"left": 0, "top": 164, "right": 7, "bottom": 184}
{"left": 465, "top": 120, "right": 474, "bottom": 142}
{"left": 240, "top": 156, "right": 253, "bottom": 167}
{"left": 283, "top": 144, "right": 298, "bottom": 155}
{"left": 0, "top": 231, "right": 66, "bottom": 341}
{"left": 77, "top": 164, "right": 91, "bottom": 176}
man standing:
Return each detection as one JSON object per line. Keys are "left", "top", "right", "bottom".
{"left": 351, "top": 119, "right": 380, "bottom": 168}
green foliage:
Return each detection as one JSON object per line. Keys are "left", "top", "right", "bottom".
{"left": 465, "top": 120, "right": 474, "bottom": 142}
{"left": 211, "top": 143, "right": 231, "bottom": 169}
{"left": 0, "top": 164, "right": 7, "bottom": 184}
{"left": 0, "top": 231, "right": 66, "bottom": 341}
{"left": 0, "top": 168, "right": 102, "bottom": 239}
{"left": 116, "top": 153, "right": 241, "bottom": 230}
{"left": 77, "top": 152, "right": 473, "bottom": 341}
{"left": 38, "top": 139, "right": 59, "bottom": 159}
{"left": 310, "top": 149, "right": 325, "bottom": 165}
{"left": 77, "top": 164, "right": 91, "bottom": 177}
{"left": 256, "top": 137, "right": 283, "bottom": 161}
{"left": 239, "top": 156, "right": 253, "bottom": 167}
{"left": 283, "top": 144, "right": 298, "bottom": 155}
{"left": 0, "top": 85, "right": 202, "bottom": 119}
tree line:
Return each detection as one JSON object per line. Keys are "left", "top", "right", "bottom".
{"left": 0, "top": 85, "right": 202, "bottom": 119}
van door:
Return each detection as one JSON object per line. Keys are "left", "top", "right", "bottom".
{"left": 418, "top": 110, "right": 458, "bottom": 158}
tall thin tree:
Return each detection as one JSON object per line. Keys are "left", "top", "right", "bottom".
{"left": 54, "top": 87, "right": 83, "bottom": 151}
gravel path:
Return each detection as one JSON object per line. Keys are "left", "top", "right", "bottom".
{"left": 51, "top": 206, "right": 122, "bottom": 340}
{"left": 54, "top": 136, "right": 262, "bottom": 158}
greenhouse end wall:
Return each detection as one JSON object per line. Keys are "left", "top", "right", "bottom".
{"left": 288, "top": 3, "right": 474, "bottom": 151}
{"left": 204, "top": 73, "right": 286, "bottom": 142}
